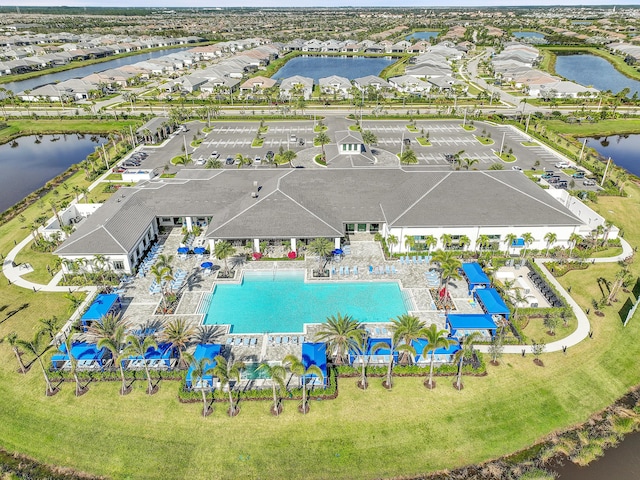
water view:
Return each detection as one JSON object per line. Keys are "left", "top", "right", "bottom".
{"left": 2, "top": 46, "right": 193, "bottom": 94}
{"left": 0, "top": 134, "right": 104, "bottom": 212}
{"left": 513, "top": 31, "right": 545, "bottom": 39}
{"left": 405, "top": 31, "right": 439, "bottom": 41}
{"left": 555, "top": 54, "right": 640, "bottom": 96}
{"left": 273, "top": 55, "right": 395, "bottom": 81}
{"left": 579, "top": 135, "right": 640, "bottom": 177}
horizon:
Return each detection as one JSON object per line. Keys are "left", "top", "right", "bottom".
{"left": 0, "top": 1, "right": 637, "bottom": 8}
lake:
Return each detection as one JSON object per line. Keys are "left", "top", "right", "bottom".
{"left": 273, "top": 56, "right": 395, "bottom": 82}
{"left": 0, "top": 134, "right": 104, "bottom": 213}
{"left": 555, "top": 54, "right": 640, "bottom": 96}
{"left": 513, "top": 31, "right": 545, "bottom": 39}
{"left": 405, "top": 31, "right": 439, "bottom": 41}
{"left": 2, "top": 46, "right": 193, "bottom": 94}
{"left": 579, "top": 135, "right": 640, "bottom": 177}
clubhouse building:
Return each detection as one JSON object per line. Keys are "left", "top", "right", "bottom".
{"left": 55, "top": 168, "right": 602, "bottom": 274}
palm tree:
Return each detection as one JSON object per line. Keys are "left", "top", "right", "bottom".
{"left": 187, "top": 355, "right": 216, "bottom": 416}
{"left": 283, "top": 354, "right": 324, "bottom": 414}
{"left": 149, "top": 264, "right": 173, "bottom": 310}
{"left": 453, "top": 332, "right": 482, "bottom": 390}
{"left": 155, "top": 253, "right": 174, "bottom": 274}
{"left": 281, "top": 149, "right": 297, "bottom": 167}
{"left": 390, "top": 314, "right": 427, "bottom": 365}
{"left": 371, "top": 337, "right": 403, "bottom": 389}
{"left": 6, "top": 332, "right": 28, "bottom": 374}
{"left": 315, "top": 131, "right": 331, "bottom": 160}
{"left": 476, "top": 234, "right": 491, "bottom": 252}
{"left": 504, "top": 233, "right": 517, "bottom": 255}
{"left": 96, "top": 323, "right": 130, "bottom": 395}
{"left": 387, "top": 234, "right": 398, "bottom": 254}
{"left": 462, "top": 158, "right": 479, "bottom": 170}
{"left": 458, "top": 235, "right": 471, "bottom": 251}
{"left": 404, "top": 235, "right": 416, "bottom": 253}
{"left": 353, "top": 334, "right": 370, "bottom": 389}
{"left": 544, "top": 232, "right": 557, "bottom": 257}
{"left": 521, "top": 232, "right": 534, "bottom": 258}
{"left": 17, "top": 331, "right": 56, "bottom": 396}
{"left": 439, "top": 256, "right": 462, "bottom": 301}
{"left": 124, "top": 334, "right": 158, "bottom": 394}
{"left": 440, "top": 234, "right": 452, "bottom": 250}
{"left": 308, "top": 237, "right": 333, "bottom": 274}
{"left": 315, "top": 313, "right": 363, "bottom": 365}
{"left": 214, "top": 241, "right": 236, "bottom": 276}
{"left": 400, "top": 148, "right": 418, "bottom": 164}
{"left": 422, "top": 324, "right": 455, "bottom": 390}
{"left": 424, "top": 235, "right": 437, "bottom": 253}
{"left": 569, "top": 233, "right": 582, "bottom": 257}
{"left": 601, "top": 220, "right": 614, "bottom": 247}
{"left": 38, "top": 316, "right": 60, "bottom": 340}
{"left": 256, "top": 362, "right": 287, "bottom": 415}
{"left": 212, "top": 354, "right": 245, "bottom": 416}
{"left": 205, "top": 158, "right": 222, "bottom": 169}
{"left": 161, "top": 318, "right": 194, "bottom": 368}
{"left": 64, "top": 333, "right": 85, "bottom": 396}
{"left": 234, "top": 153, "right": 252, "bottom": 169}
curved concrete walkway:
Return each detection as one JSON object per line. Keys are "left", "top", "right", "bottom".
{"left": 477, "top": 236, "right": 634, "bottom": 354}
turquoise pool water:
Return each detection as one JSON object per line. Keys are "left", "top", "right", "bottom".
{"left": 204, "top": 270, "right": 409, "bottom": 334}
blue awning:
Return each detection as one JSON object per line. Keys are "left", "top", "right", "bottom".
{"left": 512, "top": 238, "right": 525, "bottom": 247}
{"left": 461, "top": 262, "right": 490, "bottom": 292}
{"left": 186, "top": 344, "right": 222, "bottom": 388}
{"left": 474, "top": 288, "right": 510, "bottom": 319}
{"left": 81, "top": 294, "right": 120, "bottom": 325}
{"left": 302, "top": 342, "right": 327, "bottom": 385}
{"left": 51, "top": 342, "right": 108, "bottom": 370}
{"left": 412, "top": 337, "right": 460, "bottom": 363}
{"left": 447, "top": 313, "right": 497, "bottom": 331}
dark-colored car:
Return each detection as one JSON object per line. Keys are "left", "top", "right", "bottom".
{"left": 266, "top": 151, "right": 274, "bottom": 159}
{"left": 225, "top": 157, "right": 234, "bottom": 165}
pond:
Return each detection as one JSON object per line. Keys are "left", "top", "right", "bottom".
{"left": 0, "top": 134, "right": 104, "bottom": 213}
{"left": 405, "top": 31, "right": 439, "bottom": 41}
{"left": 2, "top": 47, "right": 193, "bottom": 94}
{"left": 579, "top": 134, "right": 640, "bottom": 177}
{"left": 272, "top": 55, "right": 395, "bottom": 82}
{"left": 555, "top": 54, "right": 640, "bottom": 97}
{"left": 513, "top": 31, "right": 545, "bottom": 39}
{"left": 553, "top": 430, "right": 640, "bottom": 479}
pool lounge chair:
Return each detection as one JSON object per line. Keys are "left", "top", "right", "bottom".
{"left": 339, "top": 266, "right": 344, "bottom": 275}
{"left": 400, "top": 257, "right": 405, "bottom": 265}
{"left": 250, "top": 338, "right": 257, "bottom": 347}
{"left": 412, "top": 256, "right": 418, "bottom": 265}
{"left": 385, "top": 265, "right": 391, "bottom": 274}
{"left": 391, "top": 265, "right": 398, "bottom": 274}
{"left": 283, "top": 336, "right": 290, "bottom": 344}
{"left": 234, "top": 337, "right": 242, "bottom": 346}
{"left": 276, "top": 336, "right": 282, "bottom": 344}
{"left": 268, "top": 336, "right": 275, "bottom": 344}
{"left": 353, "top": 266, "right": 358, "bottom": 275}
{"left": 368, "top": 265, "right": 373, "bottom": 274}
{"left": 299, "top": 335, "right": 305, "bottom": 344}
{"left": 243, "top": 337, "right": 250, "bottom": 346}
{"left": 226, "top": 337, "right": 233, "bottom": 345}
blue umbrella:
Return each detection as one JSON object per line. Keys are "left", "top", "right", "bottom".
{"left": 194, "top": 246, "right": 206, "bottom": 254}
{"left": 334, "top": 248, "right": 344, "bottom": 255}
{"left": 177, "top": 247, "right": 189, "bottom": 254}
{"left": 201, "top": 261, "right": 213, "bottom": 269}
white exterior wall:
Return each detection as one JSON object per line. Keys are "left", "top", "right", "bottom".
{"left": 547, "top": 189, "right": 620, "bottom": 238}
{"left": 388, "top": 225, "right": 579, "bottom": 254}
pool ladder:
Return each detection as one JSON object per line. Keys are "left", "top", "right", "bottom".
{"left": 197, "top": 292, "right": 213, "bottom": 315}
{"left": 401, "top": 289, "right": 416, "bottom": 312}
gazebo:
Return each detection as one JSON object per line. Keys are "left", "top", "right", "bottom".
{"left": 51, "top": 342, "right": 108, "bottom": 371}
{"left": 411, "top": 338, "right": 460, "bottom": 364}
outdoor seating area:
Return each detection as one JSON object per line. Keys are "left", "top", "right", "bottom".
{"left": 461, "top": 262, "right": 491, "bottom": 295}
{"left": 185, "top": 344, "right": 222, "bottom": 389}
{"left": 446, "top": 313, "right": 498, "bottom": 339}
{"left": 137, "top": 243, "right": 165, "bottom": 278}
{"left": 51, "top": 342, "right": 109, "bottom": 371}
{"left": 124, "top": 342, "right": 176, "bottom": 370}
{"left": 80, "top": 294, "right": 121, "bottom": 330}
{"left": 474, "top": 288, "right": 511, "bottom": 319}
{"left": 226, "top": 336, "right": 260, "bottom": 347}
{"left": 267, "top": 335, "right": 305, "bottom": 346}
{"left": 400, "top": 255, "right": 432, "bottom": 265}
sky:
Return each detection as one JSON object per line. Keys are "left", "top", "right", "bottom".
{"left": 0, "top": 0, "right": 636, "bottom": 7}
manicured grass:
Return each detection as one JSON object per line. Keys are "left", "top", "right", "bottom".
{"left": 590, "top": 247, "right": 624, "bottom": 258}
{"left": 406, "top": 125, "right": 419, "bottom": 132}
{"left": 190, "top": 139, "right": 203, "bottom": 148}
{"left": 545, "top": 118, "right": 640, "bottom": 137}
{"left": 461, "top": 124, "right": 476, "bottom": 131}
{"left": 475, "top": 136, "right": 494, "bottom": 145}
{"left": 520, "top": 315, "right": 577, "bottom": 343}
{"left": 251, "top": 138, "right": 264, "bottom": 147}
{"left": 0, "top": 119, "right": 139, "bottom": 145}
{"left": 348, "top": 125, "right": 361, "bottom": 131}
{"left": 522, "top": 141, "right": 539, "bottom": 147}
{"left": 416, "top": 137, "right": 431, "bottom": 146}
{"left": 314, "top": 125, "right": 328, "bottom": 133}
{"left": 496, "top": 152, "right": 516, "bottom": 162}
{"left": 105, "top": 174, "right": 122, "bottom": 181}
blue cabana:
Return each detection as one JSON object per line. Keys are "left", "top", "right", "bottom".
{"left": 51, "top": 342, "right": 108, "bottom": 371}
{"left": 461, "top": 262, "right": 491, "bottom": 294}
{"left": 80, "top": 294, "right": 121, "bottom": 328}
{"left": 474, "top": 288, "right": 510, "bottom": 319}
{"left": 512, "top": 238, "right": 525, "bottom": 248}
{"left": 349, "top": 337, "right": 398, "bottom": 365}
{"left": 185, "top": 344, "right": 222, "bottom": 389}
{"left": 302, "top": 342, "right": 327, "bottom": 386}
{"left": 447, "top": 313, "right": 497, "bottom": 339}
{"left": 125, "top": 342, "right": 175, "bottom": 370}
{"left": 412, "top": 338, "right": 460, "bottom": 364}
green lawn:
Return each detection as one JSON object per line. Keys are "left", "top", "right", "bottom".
{"left": 461, "top": 124, "right": 476, "bottom": 131}
{"left": 0, "top": 119, "right": 139, "bottom": 144}
{"left": 496, "top": 152, "right": 516, "bottom": 162}
{"left": 522, "top": 141, "right": 539, "bottom": 147}
{"left": 4, "top": 126, "right": 640, "bottom": 479}
{"left": 416, "top": 137, "right": 431, "bottom": 146}
{"left": 475, "top": 136, "right": 494, "bottom": 145}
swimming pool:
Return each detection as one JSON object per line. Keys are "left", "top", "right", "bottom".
{"left": 203, "top": 270, "right": 410, "bottom": 334}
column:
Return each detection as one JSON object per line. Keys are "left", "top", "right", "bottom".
{"left": 253, "top": 238, "right": 260, "bottom": 252}
{"left": 291, "top": 238, "right": 297, "bottom": 253}
{"left": 334, "top": 237, "right": 341, "bottom": 249}
{"left": 208, "top": 239, "right": 215, "bottom": 258}
{"left": 185, "top": 216, "right": 193, "bottom": 232}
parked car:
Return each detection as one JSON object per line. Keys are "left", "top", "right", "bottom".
{"left": 583, "top": 179, "right": 596, "bottom": 186}
{"left": 123, "top": 161, "right": 140, "bottom": 167}
{"left": 254, "top": 156, "right": 262, "bottom": 165}
{"left": 555, "top": 162, "right": 570, "bottom": 168}
{"left": 266, "top": 150, "right": 274, "bottom": 160}
{"left": 112, "top": 167, "right": 126, "bottom": 173}
{"left": 572, "top": 171, "right": 585, "bottom": 179}
{"left": 541, "top": 173, "right": 554, "bottom": 180}
{"left": 225, "top": 157, "right": 234, "bottom": 165}
{"left": 195, "top": 157, "right": 206, "bottom": 166}
{"left": 512, "top": 166, "right": 522, "bottom": 171}
{"left": 210, "top": 151, "right": 220, "bottom": 159}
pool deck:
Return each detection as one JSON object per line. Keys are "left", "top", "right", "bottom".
{"left": 115, "top": 228, "right": 484, "bottom": 365}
